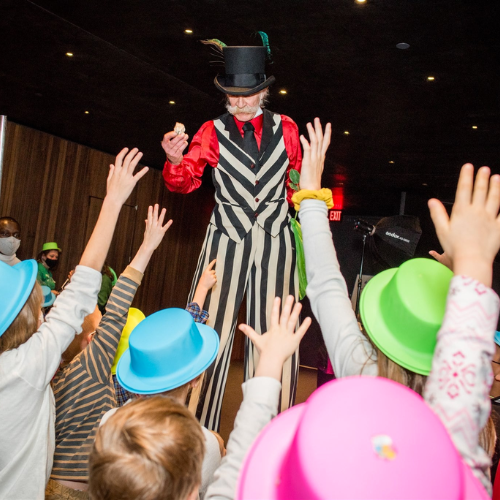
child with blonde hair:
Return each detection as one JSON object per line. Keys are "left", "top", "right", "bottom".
{"left": 294, "top": 120, "right": 500, "bottom": 494}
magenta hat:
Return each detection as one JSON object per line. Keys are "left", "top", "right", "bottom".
{"left": 237, "top": 377, "right": 488, "bottom": 500}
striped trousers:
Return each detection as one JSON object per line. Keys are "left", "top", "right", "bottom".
{"left": 188, "top": 221, "right": 299, "bottom": 431}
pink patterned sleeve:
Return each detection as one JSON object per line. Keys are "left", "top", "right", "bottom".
{"left": 424, "top": 275, "right": 500, "bottom": 493}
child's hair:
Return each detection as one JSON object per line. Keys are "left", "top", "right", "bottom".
{"left": 89, "top": 396, "right": 205, "bottom": 500}
{"left": 479, "top": 413, "right": 497, "bottom": 458}
{"left": 0, "top": 282, "right": 43, "bottom": 355}
{"left": 376, "top": 349, "right": 427, "bottom": 396}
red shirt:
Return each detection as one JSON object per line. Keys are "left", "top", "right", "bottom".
{"left": 163, "top": 113, "right": 302, "bottom": 206}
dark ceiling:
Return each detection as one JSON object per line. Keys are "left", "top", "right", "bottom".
{"left": 2, "top": 0, "right": 500, "bottom": 215}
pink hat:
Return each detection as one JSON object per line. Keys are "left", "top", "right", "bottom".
{"left": 237, "top": 377, "right": 488, "bottom": 500}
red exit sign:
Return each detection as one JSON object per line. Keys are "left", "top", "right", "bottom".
{"left": 329, "top": 210, "right": 343, "bottom": 222}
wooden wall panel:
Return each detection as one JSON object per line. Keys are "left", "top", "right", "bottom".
{"left": 0, "top": 121, "right": 214, "bottom": 317}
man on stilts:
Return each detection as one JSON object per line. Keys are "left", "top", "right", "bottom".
{"left": 162, "top": 35, "right": 302, "bottom": 431}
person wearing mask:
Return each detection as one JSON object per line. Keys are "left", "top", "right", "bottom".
{"left": 37, "top": 242, "right": 61, "bottom": 290}
{"left": 0, "top": 216, "right": 21, "bottom": 266}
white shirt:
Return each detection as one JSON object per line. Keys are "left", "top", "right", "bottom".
{"left": 0, "top": 265, "right": 101, "bottom": 499}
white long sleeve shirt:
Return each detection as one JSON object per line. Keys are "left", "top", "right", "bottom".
{"left": 205, "top": 377, "right": 281, "bottom": 500}
{"left": 0, "top": 265, "right": 101, "bottom": 500}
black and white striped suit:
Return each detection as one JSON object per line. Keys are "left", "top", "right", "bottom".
{"left": 187, "top": 110, "right": 299, "bottom": 431}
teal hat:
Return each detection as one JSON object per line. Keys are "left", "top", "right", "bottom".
{"left": 0, "top": 259, "right": 38, "bottom": 337}
{"left": 117, "top": 308, "right": 219, "bottom": 394}
{"left": 41, "top": 285, "right": 56, "bottom": 308}
{"left": 494, "top": 332, "right": 500, "bottom": 347}
{"left": 360, "top": 258, "right": 453, "bottom": 375}
{"left": 42, "top": 242, "right": 61, "bottom": 252}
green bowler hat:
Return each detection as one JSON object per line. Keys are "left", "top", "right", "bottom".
{"left": 360, "top": 258, "right": 453, "bottom": 375}
{"left": 42, "top": 242, "right": 61, "bottom": 252}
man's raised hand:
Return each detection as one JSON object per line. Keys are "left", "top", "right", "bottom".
{"left": 161, "top": 131, "right": 189, "bottom": 165}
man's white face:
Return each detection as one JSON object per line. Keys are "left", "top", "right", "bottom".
{"left": 226, "top": 91, "right": 263, "bottom": 122}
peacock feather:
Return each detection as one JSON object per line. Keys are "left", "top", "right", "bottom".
{"left": 257, "top": 31, "right": 272, "bottom": 60}
{"left": 201, "top": 38, "right": 227, "bottom": 53}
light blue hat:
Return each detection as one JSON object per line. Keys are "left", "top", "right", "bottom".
{"left": 494, "top": 331, "right": 500, "bottom": 347}
{"left": 117, "top": 308, "right": 219, "bottom": 394}
{"left": 0, "top": 259, "right": 38, "bottom": 337}
{"left": 41, "top": 286, "right": 56, "bottom": 308}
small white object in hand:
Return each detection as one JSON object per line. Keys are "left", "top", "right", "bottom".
{"left": 174, "top": 122, "right": 186, "bottom": 135}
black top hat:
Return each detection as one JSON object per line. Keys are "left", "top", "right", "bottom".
{"left": 214, "top": 46, "right": 275, "bottom": 96}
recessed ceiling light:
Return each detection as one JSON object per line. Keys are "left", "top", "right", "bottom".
{"left": 356, "top": 0, "right": 366, "bottom": 3}
{"left": 344, "top": 131, "right": 350, "bottom": 135}
{"left": 66, "top": 52, "right": 74, "bottom": 57}
{"left": 396, "top": 43, "right": 410, "bottom": 50}
{"left": 472, "top": 125, "right": 478, "bottom": 129}
{"left": 84, "top": 111, "right": 89, "bottom": 114}
{"left": 389, "top": 160, "right": 395, "bottom": 164}
{"left": 427, "top": 76, "right": 435, "bottom": 81}
{"left": 422, "top": 183, "right": 428, "bottom": 186}
{"left": 279, "top": 89, "right": 287, "bottom": 94}
{"left": 169, "top": 101, "right": 175, "bottom": 105}
{"left": 184, "top": 29, "right": 193, "bottom": 34}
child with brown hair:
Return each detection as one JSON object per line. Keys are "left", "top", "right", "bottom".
{"left": 0, "top": 147, "right": 148, "bottom": 499}
{"left": 89, "top": 295, "right": 312, "bottom": 500}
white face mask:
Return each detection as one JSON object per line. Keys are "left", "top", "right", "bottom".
{"left": 0, "top": 237, "right": 21, "bottom": 256}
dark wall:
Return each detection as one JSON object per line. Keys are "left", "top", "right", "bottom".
{"left": 0, "top": 121, "right": 216, "bottom": 315}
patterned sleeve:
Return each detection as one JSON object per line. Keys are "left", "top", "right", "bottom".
{"left": 81, "top": 267, "right": 143, "bottom": 384}
{"left": 186, "top": 302, "right": 209, "bottom": 324}
{"left": 424, "top": 275, "right": 500, "bottom": 494}
{"left": 162, "top": 121, "right": 219, "bottom": 194}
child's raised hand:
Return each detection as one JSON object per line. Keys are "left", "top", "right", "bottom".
{"left": 428, "top": 163, "right": 500, "bottom": 287}
{"left": 299, "top": 118, "right": 332, "bottom": 191}
{"left": 199, "top": 259, "right": 217, "bottom": 291}
{"left": 106, "top": 148, "right": 149, "bottom": 206}
{"left": 239, "top": 296, "right": 312, "bottom": 381}
{"left": 142, "top": 204, "right": 173, "bottom": 252}
{"left": 428, "top": 250, "right": 453, "bottom": 270}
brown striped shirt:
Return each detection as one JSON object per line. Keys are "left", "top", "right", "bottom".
{"left": 50, "top": 266, "right": 142, "bottom": 480}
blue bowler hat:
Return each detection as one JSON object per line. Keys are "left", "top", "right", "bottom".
{"left": 494, "top": 331, "right": 500, "bottom": 347}
{"left": 41, "top": 286, "right": 56, "bottom": 308}
{"left": 117, "top": 308, "right": 220, "bottom": 394}
{"left": 0, "top": 259, "right": 38, "bottom": 337}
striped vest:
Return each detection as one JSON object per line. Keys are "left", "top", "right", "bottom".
{"left": 210, "top": 110, "right": 290, "bottom": 243}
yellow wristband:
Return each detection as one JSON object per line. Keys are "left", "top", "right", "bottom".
{"left": 291, "top": 188, "right": 334, "bottom": 211}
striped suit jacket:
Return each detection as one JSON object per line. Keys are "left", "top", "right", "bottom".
{"left": 211, "top": 110, "right": 291, "bottom": 243}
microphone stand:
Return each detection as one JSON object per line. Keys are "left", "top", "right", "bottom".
{"left": 353, "top": 219, "right": 375, "bottom": 320}
{"left": 355, "top": 234, "right": 367, "bottom": 319}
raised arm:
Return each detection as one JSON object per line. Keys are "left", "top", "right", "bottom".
{"left": 162, "top": 121, "right": 218, "bottom": 193}
{"left": 80, "top": 148, "right": 149, "bottom": 270}
{"left": 424, "top": 164, "right": 500, "bottom": 493}
{"left": 298, "top": 119, "right": 377, "bottom": 377}
{"left": 83, "top": 204, "right": 172, "bottom": 382}
{"left": 206, "top": 296, "right": 311, "bottom": 500}
{"left": 20, "top": 148, "right": 149, "bottom": 388}
{"left": 192, "top": 259, "right": 217, "bottom": 312}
